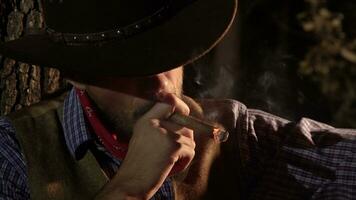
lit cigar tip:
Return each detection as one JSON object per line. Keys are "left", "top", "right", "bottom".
{"left": 169, "top": 112, "right": 229, "bottom": 142}
{"left": 213, "top": 127, "right": 229, "bottom": 142}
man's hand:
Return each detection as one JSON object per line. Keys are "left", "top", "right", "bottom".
{"left": 95, "top": 94, "right": 196, "bottom": 200}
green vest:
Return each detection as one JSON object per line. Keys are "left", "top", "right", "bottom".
{"left": 8, "top": 95, "right": 246, "bottom": 200}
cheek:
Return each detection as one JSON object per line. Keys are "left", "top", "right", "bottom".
{"left": 87, "top": 87, "right": 124, "bottom": 111}
{"left": 88, "top": 86, "right": 151, "bottom": 114}
{"left": 88, "top": 77, "right": 139, "bottom": 97}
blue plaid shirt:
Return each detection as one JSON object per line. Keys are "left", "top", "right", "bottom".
{"left": 1, "top": 88, "right": 356, "bottom": 199}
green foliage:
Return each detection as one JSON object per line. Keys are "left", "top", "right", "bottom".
{"left": 298, "top": 0, "right": 356, "bottom": 127}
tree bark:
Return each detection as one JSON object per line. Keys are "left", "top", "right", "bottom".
{"left": 0, "top": 0, "right": 66, "bottom": 115}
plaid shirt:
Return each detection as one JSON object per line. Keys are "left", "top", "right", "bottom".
{"left": 0, "top": 88, "right": 355, "bottom": 199}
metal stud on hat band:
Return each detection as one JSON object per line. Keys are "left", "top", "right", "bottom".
{"left": 46, "top": 0, "right": 194, "bottom": 46}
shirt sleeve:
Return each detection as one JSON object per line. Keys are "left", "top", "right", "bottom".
{"left": 241, "top": 109, "right": 356, "bottom": 200}
{"left": 0, "top": 117, "right": 30, "bottom": 200}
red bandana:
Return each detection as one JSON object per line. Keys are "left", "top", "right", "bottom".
{"left": 76, "top": 88, "right": 180, "bottom": 176}
{"left": 75, "top": 88, "right": 128, "bottom": 160}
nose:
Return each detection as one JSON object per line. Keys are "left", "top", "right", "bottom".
{"left": 144, "top": 72, "right": 174, "bottom": 94}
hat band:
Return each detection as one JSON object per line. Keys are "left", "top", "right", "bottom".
{"left": 46, "top": 0, "right": 194, "bottom": 46}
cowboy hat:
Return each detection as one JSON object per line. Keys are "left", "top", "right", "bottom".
{"left": 0, "top": 0, "right": 237, "bottom": 78}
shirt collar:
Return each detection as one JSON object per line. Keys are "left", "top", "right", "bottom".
{"left": 61, "top": 88, "right": 93, "bottom": 160}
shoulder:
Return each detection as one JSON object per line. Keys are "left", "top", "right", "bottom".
{"left": 198, "top": 98, "right": 247, "bottom": 113}
{"left": 197, "top": 98, "right": 248, "bottom": 125}
{"left": 196, "top": 98, "right": 289, "bottom": 125}
{"left": 8, "top": 95, "right": 65, "bottom": 122}
{"left": 0, "top": 117, "right": 29, "bottom": 199}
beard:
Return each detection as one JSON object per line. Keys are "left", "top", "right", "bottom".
{"left": 91, "top": 98, "right": 155, "bottom": 141}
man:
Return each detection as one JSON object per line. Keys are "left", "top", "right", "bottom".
{"left": 0, "top": 0, "right": 355, "bottom": 200}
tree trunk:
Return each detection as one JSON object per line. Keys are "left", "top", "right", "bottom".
{"left": 0, "top": 0, "right": 66, "bottom": 115}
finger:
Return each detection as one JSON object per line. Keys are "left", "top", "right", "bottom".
{"left": 160, "top": 120, "right": 194, "bottom": 141}
{"left": 140, "top": 94, "right": 190, "bottom": 121}
{"left": 141, "top": 102, "right": 175, "bottom": 120}
{"left": 169, "top": 144, "right": 195, "bottom": 175}
{"left": 159, "top": 120, "right": 194, "bottom": 139}
{"left": 168, "top": 132, "right": 196, "bottom": 149}
{"left": 157, "top": 93, "right": 190, "bottom": 116}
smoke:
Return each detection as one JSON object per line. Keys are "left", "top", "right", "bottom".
{"left": 246, "top": 49, "right": 297, "bottom": 120}
{"left": 184, "top": 20, "right": 239, "bottom": 100}
{"left": 194, "top": 64, "right": 236, "bottom": 99}
{"left": 257, "top": 69, "right": 280, "bottom": 111}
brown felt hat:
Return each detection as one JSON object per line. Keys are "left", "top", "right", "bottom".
{"left": 0, "top": 0, "right": 238, "bottom": 78}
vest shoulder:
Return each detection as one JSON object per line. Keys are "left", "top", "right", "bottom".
{"left": 196, "top": 98, "right": 247, "bottom": 115}
{"left": 7, "top": 93, "right": 68, "bottom": 121}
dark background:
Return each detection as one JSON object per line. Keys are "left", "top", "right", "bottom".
{"left": 184, "top": 0, "right": 356, "bottom": 128}
{"left": 1, "top": 0, "right": 356, "bottom": 128}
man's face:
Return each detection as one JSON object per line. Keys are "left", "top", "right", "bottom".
{"left": 84, "top": 66, "right": 184, "bottom": 139}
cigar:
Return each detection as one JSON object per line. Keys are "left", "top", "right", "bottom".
{"left": 169, "top": 113, "right": 229, "bottom": 143}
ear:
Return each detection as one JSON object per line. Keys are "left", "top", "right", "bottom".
{"left": 66, "top": 79, "right": 86, "bottom": 90}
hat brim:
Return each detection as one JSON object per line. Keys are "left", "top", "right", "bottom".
{"left": 0, "top": 0, "right": 237, "bottom": 78}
